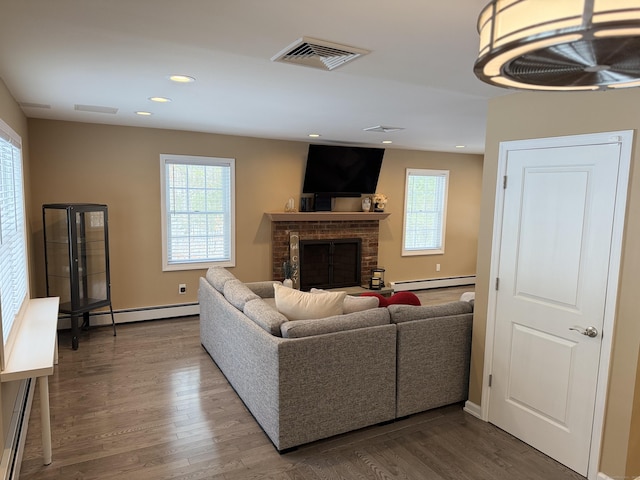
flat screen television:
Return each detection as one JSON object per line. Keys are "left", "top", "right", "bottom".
{"left": 302, "top": 144, "right": 384, "bottom": 197}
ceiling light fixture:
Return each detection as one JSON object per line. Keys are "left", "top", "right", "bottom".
{"left": 382, "top": 140, "right": 393, "bottom": 144}
{"left": 308, "top": 134, "right": 321, "bottom": 138}
{"left": 149, "top": 96, "right": 172, "bottom": 103}
{"left": 455, "top": 145, "right": 466, "bottom": 149}
{"left": 169, "top": 75, "right": 195, "bottom": 83}
{"left": 135, "top": 111, "right": 153, "bottom": 116}
{"left": 474, "top": 1, "right": 640, "bottom": 91}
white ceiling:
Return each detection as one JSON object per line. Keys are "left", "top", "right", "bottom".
{"left": 0, "top": 0, "right": 508, "bottom": 154}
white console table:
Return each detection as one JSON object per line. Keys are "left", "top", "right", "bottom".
{"left": 0, "top": 297, "right": 59, "bottom": 465}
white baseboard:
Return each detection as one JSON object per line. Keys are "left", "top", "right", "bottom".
{"left": 56, "top": 303, "right": 199, "bottom": 330}
{"left": 391, "top": 275, "right": 476, "bottom": 292}
{"left": 463, "top": 400, "right": 483, "bottom": 419}
{"left": 597, "top": 475, "right": 640, "bottom": 480}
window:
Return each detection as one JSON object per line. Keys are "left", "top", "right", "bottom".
{"left": 402, "top": 168, "right": 449, "bottom": 256}
{"left": 160, "top": 155, "right": 235, "bottom": 271}
{"left": 0, "top": 118, "right": 28, "bottom": 355}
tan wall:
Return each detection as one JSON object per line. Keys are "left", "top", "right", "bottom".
{"left": 27, "top": 119, "right": 483, "bottom": 310}
{"left": 375, "top": 149, "right": 482, "bottom": 283}
{"left": 473, "top": 89, "right": 640, "bottom": 478}
{"left": 629, "top": 348, "right": 640, "bottom": 476}
{"left": 0, "top": 79, "right": 30, "bottom": 460}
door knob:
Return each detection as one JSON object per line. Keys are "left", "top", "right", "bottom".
{"left": 569, "top": 326, "right": 599, "bottom": 338}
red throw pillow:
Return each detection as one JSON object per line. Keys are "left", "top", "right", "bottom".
{"left": 361, "top": 291, "right": 421, "bottom": 307}
{"left": 387, "top": 291, "right": 421, "bottom": 306}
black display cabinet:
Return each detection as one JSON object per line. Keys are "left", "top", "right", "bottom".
{"left": 43, "top": 203, "right": 116, "bottom": 350}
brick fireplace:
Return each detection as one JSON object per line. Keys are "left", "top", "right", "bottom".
{"left": 268, "top": 212, "right": 388, "bottom": 289}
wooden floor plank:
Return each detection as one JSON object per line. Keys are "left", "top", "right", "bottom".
{"left": 20, "top": 287, "right": 584, "bottom": 480}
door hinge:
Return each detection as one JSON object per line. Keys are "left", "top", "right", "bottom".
{"left": 489, "top": 374, "right": 493, "bottom": 387}
{"left": 503, "top": 175, "right": 508, "bottom": 189}
{"left": 495, "top": 277, "right": 500, "bottom": 290}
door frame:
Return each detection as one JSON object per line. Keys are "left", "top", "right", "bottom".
{"left": 479, "top": 131, "right": 633, "bottom": 480}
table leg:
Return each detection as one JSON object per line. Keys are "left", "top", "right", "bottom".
{"left": 38, "top": 376, "right": 52, "bottom": 465}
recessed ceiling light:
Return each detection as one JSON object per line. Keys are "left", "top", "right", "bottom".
{"left": 382, "top": 140, "right": 393, "bottom": 144}
{"left": 169, "top": 75, "right": 195, "bottom": 83}
{"left": 149, "top": 96, "right": 172, "bottom": 103}
{"left": 135, "top": 111, "right": 153, "bottom": 116}
{"left": 308, "top": 134, "right": 321, "bottom": 138}
{"left": 455, "top": 145, "right": 466, "bottom": 149}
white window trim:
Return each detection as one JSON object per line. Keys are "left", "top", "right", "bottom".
{"left": 160, "top": 154, "right": 236, "bottom": 271}
{"left": 402, "top": 168, "right": 449, "bottom": 256}
{"left": 0, "top": 118, "right": 29, "bottom": 371}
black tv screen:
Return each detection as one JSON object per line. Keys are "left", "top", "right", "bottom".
{"left": 302, "top": 144, "right": 384, "bottom": 196}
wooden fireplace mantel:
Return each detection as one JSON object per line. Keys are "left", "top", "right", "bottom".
{"left": 265, "top": 211, "right": 390, "bottom": 222}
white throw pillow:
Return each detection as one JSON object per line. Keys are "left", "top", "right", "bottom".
{"left": 310, "top": 288, "right": 379, "bottom": 314}
{"left": 274, "top": 284, "right": 346, "bottom": 320}
{"left": 343, "top": 295, "right": 379, "bottom": 313}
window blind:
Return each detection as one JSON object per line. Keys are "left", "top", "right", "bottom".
{"left": 0, "top": 120, "right": 27, "bottom": 344}
{"left": 403, "top": 169, "right": 448, "bottom": 255}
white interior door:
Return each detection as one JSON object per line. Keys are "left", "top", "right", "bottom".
{"left": 488, "top": 136, "right": 628, "bottom": 476}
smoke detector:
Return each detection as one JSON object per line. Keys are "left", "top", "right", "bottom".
{"left": 272, "top": 37, "right": 369, "bottom": 71}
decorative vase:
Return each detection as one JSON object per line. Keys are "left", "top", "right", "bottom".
{"left": 374, "top": 203, "right": 385, "bottom": 212}
{"left": 283, "top": 278, "right": 293, "bottom": 288}
{"left": 361, "top": 197, "right": 371, "bottom": 212}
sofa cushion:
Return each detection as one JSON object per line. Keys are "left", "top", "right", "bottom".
{"left": 273, "top": 283, "right": 346, "bottom": 320}
{"left": 388, "top": 300, "right": 473, "bottom": 324}
{"left": 223, "top": 279, "right": 260, "bottom": 310}
{"left": 243, "top": 298, "right": 288, "bottom": 336}
{"left": 310, "top": 288, "right": 379, "bottom": 313}
{"left": 206, "top": 267, "right": 237, "bottom": 292}
{"left": 362, "top": 291, "right": 421, "bottom": 307}
{"left": 280, "top": 308, "right": 391, "bottom": 338}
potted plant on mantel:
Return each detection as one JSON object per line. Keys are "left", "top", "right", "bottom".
{"left": 283, "top": 260, "right": 295, "bottom": 288}
{"left": 372, "top": 193, "right": 388, "bottom": 212}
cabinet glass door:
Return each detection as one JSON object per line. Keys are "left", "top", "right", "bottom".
{"left": 76, "top": 210, "right": 108, "bottom": 308}
{"left": 43, "top": 208, "right": 72, "bottom": 310}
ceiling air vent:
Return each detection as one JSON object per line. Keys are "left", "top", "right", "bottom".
{"left": 19, "top": 102, "right": 51, "bottom": 109}
{"left": 363, "top": 125, "right": 405, "bottom": 133}
{"left": 272, "top": 37, "right": 369, "bottom": 71}
{"left": 74, "top": 104, "right": 118, "bottom": 114}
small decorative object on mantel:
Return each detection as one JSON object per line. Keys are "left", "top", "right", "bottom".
{"left": 372, "top": 193, "right": 388, "bottom": 212}
{"left": 369, "top": 267, "right": 386, "bottom": 290}
{"left": 283, "top": 260, "right": 296, "bottom": 288}
{"left": 284, "top": 197, "right": 297, "bottom": 212}
{"left": 361, "top": 196, "right": 371, "bottom": 212}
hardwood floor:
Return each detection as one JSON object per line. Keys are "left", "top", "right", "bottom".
{"left": 413, "top": 285, "right": 475, "bottom": 306}
{"left": 20, "top": 287, "right": 584, "bottom": 480}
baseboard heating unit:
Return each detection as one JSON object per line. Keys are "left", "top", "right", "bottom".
{"left": 56, "top": 302, "right": 200, "bottom": 330}
{"left": 391, "top": 275, "right": 476, "bottom": 292}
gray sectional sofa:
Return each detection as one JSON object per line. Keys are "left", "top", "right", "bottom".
{"left": 198, "top": 267, "right": 473, "bottom": 451}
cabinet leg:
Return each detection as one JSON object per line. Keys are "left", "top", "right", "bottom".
{"left": 109, "top": 303, "right": 116, "bottom": 336}
{"left": 81, "top": 312, "right": 90, "bottom": 330}
{"left": 71, "top": 315, "right": 79, "bottom": 350}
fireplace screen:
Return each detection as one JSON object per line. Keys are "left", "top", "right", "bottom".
{"left": 299, "top": 238, "right": 361, "bottom": 290}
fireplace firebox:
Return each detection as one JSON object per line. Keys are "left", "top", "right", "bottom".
{"left": 299, "top": 239, "right": 361, "bottom": 291}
